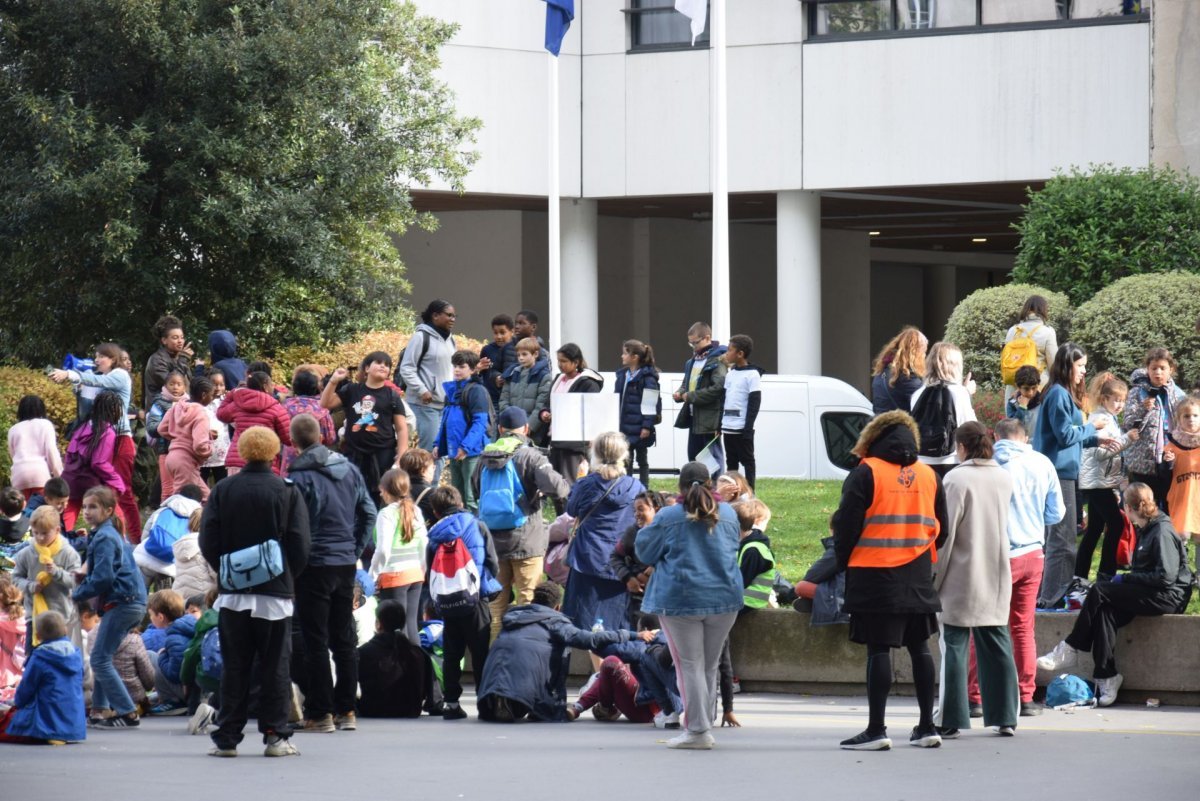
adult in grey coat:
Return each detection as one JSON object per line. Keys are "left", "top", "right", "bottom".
{"left": 398, "top": 300, "right": 457, "bottom": 479}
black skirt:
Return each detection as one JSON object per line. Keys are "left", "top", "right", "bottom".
{"left": 849, "top": 611, "right": 938, "bottom": 648}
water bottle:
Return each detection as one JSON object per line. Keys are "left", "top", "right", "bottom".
{"left": 591, "top": 617, "right": 604, "bottom": 634}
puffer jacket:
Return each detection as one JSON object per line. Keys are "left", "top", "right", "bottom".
{"left": 425, "top": 511, "right": 502, "bottom": 598}
{"left": 499, "top": 359, "right": 552, "bottom": 442}
{"left": 159, "top": 614, "right": 197, "bottom": 684}
{"left": 436, "top": 378, "right": 491, "bottom": 458}
{"left": 114, "top": 630, "right": 155, "bottom": 703}
{"left": 1079, "top": 409, "right": 1133, "bottom": 490}
{"left": 477, "top": 604, "right": 627, "bottom": 721}
{"left": 615, "top": 367, "right": 660, "bottom": 447}
{"left": 217, "top": 387, "right": 293, "bottom": 470}
{"left": 172, "top": 533, "right": 218, "bottom": 600}
{"left": 1123, "top": 368, "right": 1187, "bottom": 475}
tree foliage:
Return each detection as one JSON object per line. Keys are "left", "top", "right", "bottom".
{"left": 0, "top": 0, "right": 478, "bottom": 363}
{"left": 943, "top": 283, "right": 1071, "bottom": 390}
{"left": 1012, "top": 165, "right": 1200, "bottom": 306}
{"left": 1072, "top": 272, "right": 1200, "bottom": 386}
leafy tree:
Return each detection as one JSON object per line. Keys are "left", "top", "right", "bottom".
{"left": 1072, "top": 272, "right": 1200, "bottom": 386}
{"left": 1012, "top": 165, "right": 1200, "bottom": 306}
{"left": 0, "top": 0, "right": 478, "bottom": 363}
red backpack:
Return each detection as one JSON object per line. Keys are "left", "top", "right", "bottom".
{"left": 1116, "top": 511, "right": 1137, "bottom": 569}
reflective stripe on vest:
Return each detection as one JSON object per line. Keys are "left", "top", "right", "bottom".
{"left": 739, "top": 540, "right": 775, "bottom": 609}
{"left": 848, "top": 457, "right": 940, "bottom": 569}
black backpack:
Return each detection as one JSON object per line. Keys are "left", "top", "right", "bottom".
{"left": 911, "top": 384, "right": 957, "bottom": 458}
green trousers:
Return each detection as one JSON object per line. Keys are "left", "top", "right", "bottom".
{"left": 938, "top": 623, "right": 1019, "bottom": 729}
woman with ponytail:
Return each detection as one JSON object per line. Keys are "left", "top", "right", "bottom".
{"left": 357, "top": 600, "right": 431, "bottom": 718}
{"left": 635, "top": 462, "right": 741, "bottom": 750}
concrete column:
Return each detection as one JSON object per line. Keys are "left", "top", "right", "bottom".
{"left": 560, "top": 198, "right": 599, "bottom": 361}
{"left": 1150, "top": 1, "right": 1200, "bottom": 174}
{"left": 776, "top": 190, "right": 822, "bottom": 375}
{"left": 820, "top": 229, "right": 871, "bottom": 393}
{"left": 923, "top": 263, "right": 958, "bottom": 342}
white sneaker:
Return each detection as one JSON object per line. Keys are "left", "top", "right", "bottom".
{"left": 654, "top": 710, "right": 682, "bottom": 729}
{"left": 188, "top": 703, "right": 216, "bottom": 736}
{"left": 576, "top": 671, "right": 600, "bottom": 701}
{"left": 264, "top": 735, "right": 299, "bottom": 757}
{"left": 1095, "top": 674, "right": 1123, "bottom": 707}
{"left": 667, "top": 730, "right": 715, "bottom": 750}
{"left": 1036, "top": 641, "right": 1079, "bottom": 672}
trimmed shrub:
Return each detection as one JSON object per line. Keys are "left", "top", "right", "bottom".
{"left": 1071, "top": 272, "right": 1200, "bottom": 386}
{"left": 0, "top": 367, "right": 76, "bottom": 486}
{"left": 272, "top": 329, "right": 485, "bottom": 387}
{"left": 1013, "top": 165, "right": 1200, "bottom": 305}
{"left": 943, "top": 284, "right": 1072, "bottom": 391}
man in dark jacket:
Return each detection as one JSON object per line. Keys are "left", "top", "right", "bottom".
{"left": 472, "top": 407, "right": 570, "bottom": 640}
{"left": 673, "top": 322, "right": 728, "bottom": 468}
{"left": 477, "top": 581, "right": 640, "bottom": 722}
{"left": 286, "top": 414, "right": 377, "bottom": 734}
{"left": 199, "top": 426, "right": 310, "bottom": 758}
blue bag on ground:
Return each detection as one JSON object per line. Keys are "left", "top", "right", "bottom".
{"left": 1045, "top": 674, "right": 1096, "bottom": 708}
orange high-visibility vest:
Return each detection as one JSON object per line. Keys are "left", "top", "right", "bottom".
{"left": 848, "top": 457, "right": 940, "bottom": 569}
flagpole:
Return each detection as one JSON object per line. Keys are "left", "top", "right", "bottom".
{"left": 548, "top": 50, "right": 562, "bottom": 352}
{"left": 710, "top": 0, "right": 730, "bottom": 340}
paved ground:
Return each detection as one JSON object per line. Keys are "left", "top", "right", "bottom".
{"left": 4, "top": 692, "right": 1196, "bottom": 799}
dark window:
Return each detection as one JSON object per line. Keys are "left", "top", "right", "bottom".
{"left": 821, "top": 412, "right": 870, "bottom": 471}
{"left": 629, "top": 1, "right": 710, "bottom": 50}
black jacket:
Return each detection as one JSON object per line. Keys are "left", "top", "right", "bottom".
{"left": 608, "top": 523, "right": 651, "bottom": 585}
{"left": 199, "top": 463, "right": 311, "bottom": 597}
{"left": 833, "top": 424, "right": 948, "bottom": 615}
{"left": 476, "top": 604, "right": 628, "bottom": 721}
{"left": 737, "top": 529, "right": 774, "bottom": 588}
{"left": 357, "top": 632, "right": 431, "bottom": 718}
{"left": 1119, "top": 512, "right": 1193, "bottom": 607}
{"left": 287, "top": 445, "right": 377, "bottom": 567}
{"left": 871, "top": 366, "right": 923, "bottom": 415}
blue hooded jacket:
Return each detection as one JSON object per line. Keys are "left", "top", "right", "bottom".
{"left": 477, "top": 604, "right": 627, "bottom": 721}
{"left": 9, "top": 637, "right": 86, "bottom": 741}
{"left": 437, "top": 378, "right": 491, "bottom": 457}
{"left": 206, "top": 330, "right": 246, "bottom": 388}
{"left": 565, "top": 474, "right": 645, "bottom": 579}
{"left": 426, "top": 511, "right": 502, "bottom": 597}
{"left": 73, "top": 520, "right": 147, "bottom": 610}
{"left": 598, "top": 632, "right": 681, "bottom": 714}
{"left": 1032, "top": 383, "right": 1098, "bottom": 480}
{"left": 159, "top": 614, "right": 198, "bottom": 684}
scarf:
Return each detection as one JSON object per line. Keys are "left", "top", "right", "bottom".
{"left": 31, "top": 537, "right": 63, "bottom": 645}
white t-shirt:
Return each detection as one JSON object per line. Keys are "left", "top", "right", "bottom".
{"left": 722, "top": 367, "right": 761, "bottom": 432}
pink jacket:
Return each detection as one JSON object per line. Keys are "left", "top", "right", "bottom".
{"left": 217, "top": 388, "right": 292, "bottom": 470}
{"left": 158, "top": 400, "right": 214, "bottom": 463}
{"left": 62, "top": 423, "right": 124, "bottom": 499}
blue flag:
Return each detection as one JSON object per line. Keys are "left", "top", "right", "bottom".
{"left": 544, "top": 0, "right": 574, "bottom": 56}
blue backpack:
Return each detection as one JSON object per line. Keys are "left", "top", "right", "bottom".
{"left": 477, "top": 438, "right": 527, "bottom": 531}
{"left": 143, "top": 506, "right": 193, "bottom": 563}
{"left": 200, "top": 627, "right": 223, "bottom": 679}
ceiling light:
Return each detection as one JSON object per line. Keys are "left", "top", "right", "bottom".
{"left": 868, "top": 231, "right": 881, "bottom": 236}
{"left": 643, "top": 204, "right": 661, "bottom": 210}
{"left": 972, "top": 237, "right": 988, "bottom": 243}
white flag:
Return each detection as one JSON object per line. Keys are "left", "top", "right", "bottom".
{"left": 675, "top": 0, "right": 707, "bottom": 45}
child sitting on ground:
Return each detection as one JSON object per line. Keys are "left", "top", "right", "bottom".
{"left": 113, "top": 624, "right": 155, "bottom": 716}
{"left": 1006, "top": 365, "right": 1043, "bottom": 437}
{"left": 358, "top": 600, "right": 434, "bottom": 718}
{"left": 181, "top": 589, "right": 221, "bottom": 734}
{"left": 11, "top": 506, "right": 81, "bottom": 650}
{"left": 146, "top": 589, "right": 197, "bottom": 714}
{"left": 0, "top": 611, "right": 85, "bottom": 744}
{"left": 569, "top": 612, "right": 682, "bottom": 728}
{"left": 134, "top": 484, "right": 205, "bottom": 585}
{"left": 172, "top": 508, "right": 217, "bottom": 601}
{"left": 0, "top": 577, "right": 25, "bottom": 697}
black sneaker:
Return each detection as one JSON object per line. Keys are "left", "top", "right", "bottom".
{"left": 935, "top": 726, "right": 960, "bottom": 739}
{"left": 909, "top": 727, "right": 942, "bottom": 748}
{"left": 94, "top": 713, "right": 140, "bottom": 729}
{"left": 839, "top": 730, "right": 891, "bottom": 751}
{"left": 442, "top": 703, "right": 468, "bottom": 721}
{"left": 1020, "top": 701, "right": 1044, "bottom": 717}
{"left": 492, "top": 697, "right": 515, "bottom": 723}
{"left": 969, "top": 703, "right": 983, "bottom": 718}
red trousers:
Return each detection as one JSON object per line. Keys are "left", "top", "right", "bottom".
{"left": 578, "top": 656, "right": 655, "bottom": 723}
{"left": 969, "top": 550, "right": 1043, "bottom": 704}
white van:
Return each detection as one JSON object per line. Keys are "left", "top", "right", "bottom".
{"left": 598, "top": 372, "right": 872, "bottom": 480}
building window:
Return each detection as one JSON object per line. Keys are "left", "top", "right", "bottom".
{"left": 820, "top": 412, "right": 870, "bottom": 472}
{"left": 805, "top": 0, "right": 1144, "bottom": 39}
{"left": 628, "top": 1, "right": 710, "bottom": 50}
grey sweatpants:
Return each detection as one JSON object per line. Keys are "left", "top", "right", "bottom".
{"left": 1038, "top": 478, "right": 1077, "bottom": 608}
{"left": 660, "top": 612, "right": 739, "bottom": 734}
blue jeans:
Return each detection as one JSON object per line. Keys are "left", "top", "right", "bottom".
{"left": 412, "top": 400, "right": 445, "bottom": 483}
{"left": 91, "top": 602, "right": 147, "bottom": 715}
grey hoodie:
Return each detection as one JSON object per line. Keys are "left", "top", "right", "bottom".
{"left": 398, "top": 323, "right": 456, "bottom": 407}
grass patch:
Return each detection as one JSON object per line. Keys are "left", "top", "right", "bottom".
{"left": 649, "top": 477, "right": 843, "bottom": 581}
